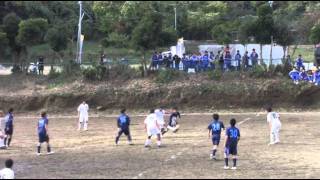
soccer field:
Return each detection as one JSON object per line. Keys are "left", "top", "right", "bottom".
{"left": 1, "top": 112, "right": 320, "bottom": 179}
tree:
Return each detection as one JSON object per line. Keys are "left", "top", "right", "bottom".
{"left": 0, "top": 31, "right": 9, "bottom": 59}
{"left": 274, "top": 21, "right": 295, "bottom": 60}
{"left": 253, "top": 4, "right": 274, "bottom": 64}
{"left": 45, "top": 26, "right": 68, "bottom": 63}
{"left": 131, "top": 12, "right": 163, "bottom": 75}
{"left": 309, "top": 24, "right": 320, "bottom": 45}
{"left": 16, "top": 18, "right": 48, "bottom": 46}
{"left": 238, "top": 15, "right": 257, "bottom": 49}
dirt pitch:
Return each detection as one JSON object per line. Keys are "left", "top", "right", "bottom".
{"left": 0, "top": 112, "right": 320, "bottom": 179}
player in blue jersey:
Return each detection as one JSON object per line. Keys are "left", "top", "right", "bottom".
{"left": 224, "top": 118, "right": 240, "bottom": 170}
{"left": 37, "top": 112, "right": 54, "bottom": 156}
{"left": 115, "top": 108, "right": 133, "bottom": 146}
{"left": 4, "top": 108, "right": 14, "bottom": 148}
{"left": 208, "top": 114, "right": 225, "bottom": 160}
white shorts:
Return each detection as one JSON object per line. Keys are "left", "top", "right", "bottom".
{"left": 271, "top": 124, "right": 281, "bottom": 133}
{"left": 79, "top": 115, "right": 88, "bottom": 123}
{"left": 147, "top": 128, "right": 160, "bottom": 137}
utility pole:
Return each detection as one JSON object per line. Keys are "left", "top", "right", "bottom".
{"left": 174, "top": 7, "right": 177, "bottom": 31}
{"left": 270, "top": 35, "right": 273, "bottom": 67}
{"left": 269, "top": 1, "right": 274, "bottom": 68}
{"left": 76, "top": 1, "right": 85, "bottom": 64}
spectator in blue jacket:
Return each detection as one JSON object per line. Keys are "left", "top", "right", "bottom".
{"left": 250, "top": 49, "right": 258, "bottom": 67}
{"left": 295, "top": 55, "right": 305, "bottom": 70}
{"left": 235, "top": 50, "right": 242, "bottom": 71}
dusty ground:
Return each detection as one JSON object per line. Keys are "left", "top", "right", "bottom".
{"left": 0, "top": 112, "right": 319, "bottom": 179}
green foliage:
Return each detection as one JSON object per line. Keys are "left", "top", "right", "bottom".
{"left": 274, "top": 21, "right": 295, "bottom": 48}
{"left": 208, "top": 69, "right": 222, "bottom": 80}
{"left": 3, "top": 13, "right": 21, "bottom": 41}
{"left": 131, "top": 12, "right": 162, "bottom": 52}
{"left": 61, "top": 60, "right": 81, "bottom": 76}
{"left": 309, "top": 24, "right": 320, "bottom": 45}
{"left": 0, "top": 32, "right": 8, "bottom": 50}
{"left": 82, "top": 64, "right": 107, "bottom": 81}
{"left": 102, "top": 32, "right": 129, "bottom": 48}
{"left": 158, "top": 28, "right": 178, "bottom": 47}
{"left": 253, "top": 4, "right": 274, "bottom": 45}
{"left": 48, "top": 67, "right": 61, "bottom": 80}
{"left": 45, "top": 26, "right": 68, "bottom": 52}
{"left": 16, "top": 18, "right": 48, "bottom": 46}
{"left": 249, "top": 65, "right": 267, "bottom": 78}
{"left": 155, "top": 69, "right": 184, "bottom": 84}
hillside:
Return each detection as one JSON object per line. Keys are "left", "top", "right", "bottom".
{"left": 0, "top": 73, "right": 319, "bottom": 113}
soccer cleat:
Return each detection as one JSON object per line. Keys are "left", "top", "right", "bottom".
{"left": 210, "top": 154, "right": 216, "bottom": 160}
{"left": 47, "top": 151, "right": 55, "bottom": 155}
{"left": 128, "top": 141, "right": 134, "bottom": 146}
{"left": 231, "top": 167, "right": 237, "bottom": 170}
{"left": 36, "top": 153, "right": 42, "bottom": 156}
{"left": 224, "top": 166, "right": 230, "bottom": 170}
{"left": 268, "top": 142, "right": 275, "bottom": 146}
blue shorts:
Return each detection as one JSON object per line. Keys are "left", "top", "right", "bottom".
{"left": 5, "top": 127, "right": 13, "bottom": 135}
{"left": 225, "top": 143, "right": 238, "bottom": 156}
{"left": 212, "top": 135, "right": 221, "bottom": 145}
{"left": 39, "top": 134, "right": 49, "bottom": 143}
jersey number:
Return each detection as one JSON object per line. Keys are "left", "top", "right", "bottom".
{"left": 230, "top": 129, "right": 238, "bottom": 138}
{"left": 212, "top": 123, "right": 220, "bottom": 131}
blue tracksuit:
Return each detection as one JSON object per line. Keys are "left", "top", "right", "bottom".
{"left": 250, "top": 52, "right": 258, "bottom": 66}
{"left": 289, "top": 70, "right": 300, "bottom": 81}
{"left": 295, "top": 58, "right": 305, "bottom": 70}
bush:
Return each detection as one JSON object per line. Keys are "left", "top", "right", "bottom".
{"left": 249, "top": 65, "right": 267, "bottom": 78}
{"left": 110, "top": 63, "right": 139, "bottom": 80}
{"left": 208, "top": 69, "right": 222, "bottom": 80}
{"left": 62, "top": 60, "right": 81, "bottom": 76}
{"left": 82, "top": 64, "right": 107, "bottom": 81}
{"left": 11, "top": 64, "right": 22, "bottom": 74}
{"left": 102, "top": 32, "right": 129, "bottom": 48}
{"left": 155, "top": 69, "right": 184, "bottom": 84}
{"left": 48, "top": 67, "right": 60, "bottom": 79}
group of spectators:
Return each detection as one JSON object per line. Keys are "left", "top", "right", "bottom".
{"left": 28, "top": 56, "right": 44, "bottom": 75}
{"left": 289, "top": 54, "right": 320, "bottom": 86}
{"left": 150, "top": 47, "right": 260, "bottom": 72}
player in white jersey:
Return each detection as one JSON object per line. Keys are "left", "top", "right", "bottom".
{"left": 77, "top": 101, "right": 89, "bottom": 131}
{"left": 144, "top": 109, "right": 162, "bottom": 148}
{"left": 0, "top": 159, "right": 14, "bottom": 179}
{"left": 155, "top": 107, "right": 167, "bottom": 135}
{"left": 266, "top": 107, "right": 282, "bottom": 145}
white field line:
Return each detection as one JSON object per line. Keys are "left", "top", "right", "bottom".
{"left": 13, "top": 111, "right": 314, "bottom": 119}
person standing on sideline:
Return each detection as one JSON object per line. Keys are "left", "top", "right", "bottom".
{"left": 250, "top": 49, "right": 258, "bottom": 67}
{"left": 266, "top": 107, "right": 281, "bottom": 145}
{"left": 235, "top": 50, "right": 242, "bottom": 71}
{"left": 77, "top": 101, "right": 89, "bottom": 131}
{"left": 4, "top": 108, "right": 14, "bottom": 148}
{"left": 0, "top": 111, "right": 6, "bottom": 149}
